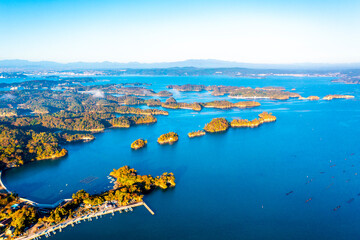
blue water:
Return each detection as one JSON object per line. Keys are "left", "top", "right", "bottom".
{"left": 2, "top": 76, "right": 360, "bottom": 239}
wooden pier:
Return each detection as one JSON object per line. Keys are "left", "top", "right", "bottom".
{"left": 142, "top": 202, "right": 155, "bottom": 215}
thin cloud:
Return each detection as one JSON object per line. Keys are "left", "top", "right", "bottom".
{"left": 0, "top": 93, "right": 16, "bottom": 100}
{"left": 82, "top": 90, "right": 105, "bottom": 98}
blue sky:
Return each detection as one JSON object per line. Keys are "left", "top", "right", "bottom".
{"left": 1, "top": 0, "right": 360, "bottom": 63}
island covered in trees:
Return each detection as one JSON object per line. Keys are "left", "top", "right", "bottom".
{"left": 298, "top": 96, "right": 320, "bottom": 100}
{"left": 231, "top": 112, "right": 276, "bottom": 127}
{"left": 131, "top": 139, "right": 147, "bottom": 150}
{"left": 0, "top": 78, "right": 354, "bottom": 170}
{"left": 204, "top": 118, "right": 230, "bottom": 133}
{"left": 200, "top": 112, "right": 277, "bottom": 132}
{"left": 323, "top": 94, "right": 355, "bottom": 100}
{"left": 188, "top": 130, "right": 206, "bottom": 138}
{"left": 157, "top": 132, "right": 179, "bottom": 144}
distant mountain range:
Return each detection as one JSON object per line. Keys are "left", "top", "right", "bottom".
{"left": 1, "top": 59, "right": 360, "bottom": 70}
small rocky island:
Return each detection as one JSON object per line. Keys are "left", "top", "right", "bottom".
{"left": 204, "top": 118, "right": 230, "bottom": 133}
{"left": 323, "top": 94, "right": 355, "bottom": 100}
{"left": 157, "top": 132, "right": 179, "bottom": 144}
{"left": 231, "top": 112, "right": 276, "bottom": 128}
{"left": 258, "top": 112, "right": 277, "bottom": 122}
{"left": 131, "top": 139, "right": 147, "bottom": 150}
{"left": 162, "top": 97, "right": 202, "bottom": 111}
{"left": 231, "top": 118, "right": 262, "bottom": 128}
{"left": 188, "top": 130, "right": 206, "bottom": 138}
{"left": 299, "top": 96, "right": 320, "bottom": 100}
{"left": 156, "top": 90, "right": 173, "bottom": 97}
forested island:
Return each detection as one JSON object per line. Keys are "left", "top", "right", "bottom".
{"left": 204, "top": 118, "right": 230, "bottom": 133}
{"left": 167, "top": 84, "right": 301, "bottom": 100}
{"left": 167, "top": 84, "right": 356, "bottom": 101}
{"left": 258, "top": 112, "right": 277, "bottom": 122}
{"left": 231, "top": 112, "right": 276, "bottom": 128}
{"left": 331, "top": 76, "right": 360, "bottom": 85}
{"left": 201, "top": 112, "right": 276, "bottom": 130}
{"left": 0, "top": 166, "right": 175, "bottom": 237}
{"left": 161, "top": 97, "right": 203, "bottom": 111}
{"left": 188, "top": 130, "right": 206, "bottom": 138}
{"left": 147, "top": 97, "right": 260, "bottom": 111}
{"left": 131, "top": 139, "right": 147, "bottom": 150}
{"left": 323, "top": 95, "right": 355, "bottom": 100}
{"left": 157, "top": 132, "right": 179, "bottom": 144}
{"left": 0, "top": 112, "right": 159, "bottom": 170}
{"left": 298, "top": 96, "right": 320, "bottom": 100}
{"left": 0, "top": 124, "right": 70, "bottom": 169}
{"left": 0, "top": 79, "right": 170, "bottom": 170}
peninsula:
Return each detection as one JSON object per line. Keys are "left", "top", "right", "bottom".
{"left": 0, "top": 166, "right": 175, "bottom": 238}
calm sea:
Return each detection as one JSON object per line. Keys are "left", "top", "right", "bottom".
{"left": 2, "top": 76, "right": 360, "bottom": 240}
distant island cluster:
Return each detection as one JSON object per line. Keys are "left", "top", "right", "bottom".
{"left": 0, "top": 63, "right": 352, "bottom": 79}
{"left": 167, "top": 84, "right": 355, "bottom": 101}
{"left": 130, "top": 112, "right": 276, "bottom": 148}
{"left": 298, "top": 95, "right": 354, "bottom": 101}
{"left": 331, "top": 76, "right": 360, "bottom": 85}
{"left": 0, "top": 79, "right": 354, "bottom": 171}
{"left": 129, "top": 132, "right": 179, "bottom": 149}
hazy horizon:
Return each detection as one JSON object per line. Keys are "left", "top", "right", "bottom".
{"left": 1, "top": 58, "right": 360, "bottom": 65}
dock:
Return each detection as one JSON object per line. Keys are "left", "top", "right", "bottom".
{"left": 16, "top": 201, "right": 155, "bottom": 240}
{"left": 142, "top": 202, "right": 155, "bottom": 215}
